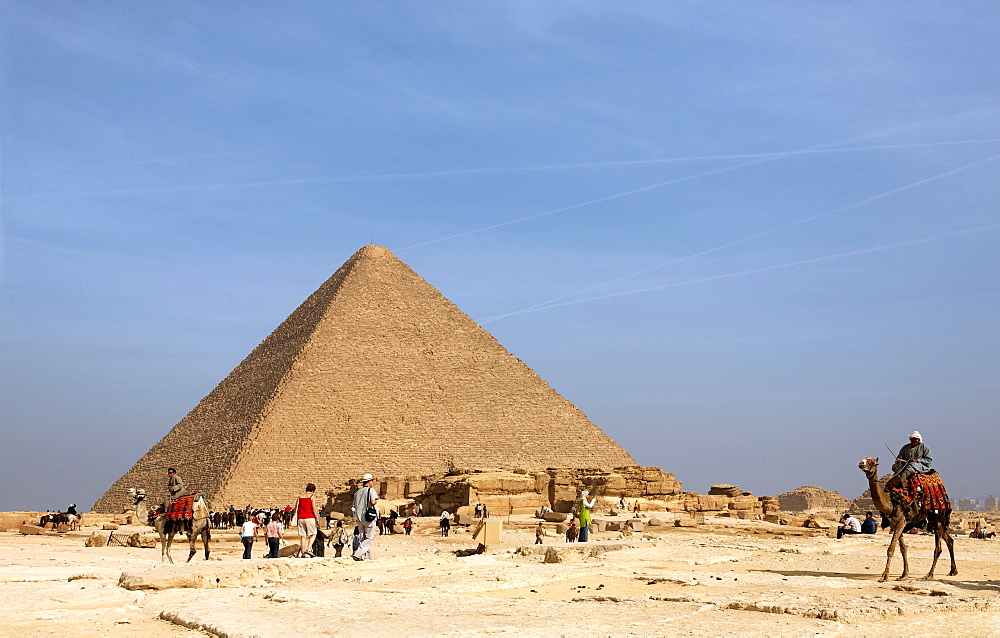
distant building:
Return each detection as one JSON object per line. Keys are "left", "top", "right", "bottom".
{"left": 987, "top": 496, "right": 999, "bottom": 512}
{"left": 957, "top": 498, "right": 981, "bottom": 511}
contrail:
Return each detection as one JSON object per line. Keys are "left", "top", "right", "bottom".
{"left": 480, "top": 222, "right": 1000, "bottom": 323}
{"left": 494, "top": 152, "right": 1000, "bottom": 318}
{"left": 398, "top": 110, "right": 1000, "bottom": 251}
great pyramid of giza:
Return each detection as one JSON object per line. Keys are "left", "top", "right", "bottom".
{"left": 94, "top": 246, "right": 636, "bottom": 512}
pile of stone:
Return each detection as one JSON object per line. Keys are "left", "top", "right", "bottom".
{"left": 778, "top": 486, "right": 852, "bottom": 519}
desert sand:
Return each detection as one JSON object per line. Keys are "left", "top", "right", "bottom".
{"left": 2, "top": 514, "right": 998, "bottom": 637}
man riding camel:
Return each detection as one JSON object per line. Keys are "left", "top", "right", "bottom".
{"left": 890, "top": 431, "right": 932, "bottom": 487}
{"left": 167, "top": 467, "right": 191, "bottom": 505}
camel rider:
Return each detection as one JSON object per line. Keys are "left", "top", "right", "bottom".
{"left": 167, "top": 467, "right": 191, "bottom": 505}
{"left": 891, "top": 431, "right": 932, "bottom": 486}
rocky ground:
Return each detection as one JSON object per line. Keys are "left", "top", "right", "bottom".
{"left": 1, "top": 514, "right": 998, "bottom": 637}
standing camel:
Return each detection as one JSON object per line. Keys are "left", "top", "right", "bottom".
{"left": 857, "top": 458, "right": 956, "bottom": 582}
{"left": 128, "top": 488, "right": 211, "bottom": 564}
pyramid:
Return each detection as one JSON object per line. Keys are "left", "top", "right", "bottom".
{"left": 93, "top": 246, "right": 636, "bottom": 512}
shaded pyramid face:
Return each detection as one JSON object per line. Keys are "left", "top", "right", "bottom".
{"left": 94, "top": 246, "right": 636, "bottom": 512}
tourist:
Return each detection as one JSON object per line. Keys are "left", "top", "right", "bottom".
{"left": 578, "top": 490, "right": 596, "bottom": 542}
{"left": 265, "top": 515, "right": 284, "bottom": 558}
{"left": 861, "top": 512, "right": 877, "bottom": 534}
{"left": 440, "top": 510, "right": 451, "bottom": 537}
{"left": 482, "top": 504, "right": 488, "bottom": 518}
{"left": 535, "top": 522, "right": 544, "bottom": 544}
{"left": 891, "top": 431, "right": 932, "bottom": 487}
{"left": 166, "top": 467, "right": 189, "bottom": 505}
{"left": 566, "top": 520, "right": 578, "bottom": 542}
{"left": 837, "top": 513, "right": 862, "bottom": 539}
{"left": 240, "top": 517, "right": 256, "bottom": 559}
{"left": 329, "top": 520, "right": 350, "bottom": 557}
{"left": 403, "top": 518, "right": 413, "bottom": 535}
{"left": 296, "top": 483, "right": 319, "bottom": 558}
{"left": 352, "top": 473, "right": 379, "bottom": 561}
{"left": 619, "top": 496, "right": 626, "bottom": 510}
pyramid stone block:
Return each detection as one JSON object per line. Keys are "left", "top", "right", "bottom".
{"left": 94, "top": 246, "right": 635, "bottom": 512}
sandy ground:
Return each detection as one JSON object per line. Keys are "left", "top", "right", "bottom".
{"left": 1, "top": 515, "right": 998, "bottom": 637}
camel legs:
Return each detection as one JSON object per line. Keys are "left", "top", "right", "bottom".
{"left": 160, "top": 531, "right": 175, "bottom": 564}
{"left": 924, "top": 518, "right": 958, "bottom": 579}
{"left": 881, "top": 526, "right": 910, "bottom": 582}
{"left": 185, "top": 522, "right": 211, "bottom": 562}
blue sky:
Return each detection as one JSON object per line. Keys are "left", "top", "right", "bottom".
{"left": 2, "top": 3, "right": 998, "bottom": 511}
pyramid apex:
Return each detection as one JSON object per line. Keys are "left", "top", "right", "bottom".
{"left": 354, "top": 245, "right": 395, "bottom": 259}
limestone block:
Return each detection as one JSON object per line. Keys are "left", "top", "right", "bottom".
{"left": 454, "top": 513, "right": 475, "bottom": 526}
{"left": 85, "top": 532, "right": 108, "bottom": 547}
{"left": 543, "top": 547, "right": 581, "bottom": 564}
{"left": 709, "top": 484, "right": 743, "bottom": 497}
{"left": 278, "top": 543, "right": 301, "bottom": 557}
{"left": 625, "top": 520, "right": 644, "bottom": 532}
{"left": 404, "top": 481, "right": 426, "bottom": 497}
{"left": 532, "top": 472, "right": 550, "bottom": 494}
{"left": 601, "top": 475, "right": 626, "bottom": 492}
{"left": 56, "top": 523, "right": 70, "bottom": 533}
{"left": 542, "top": 511, "right": 567, "bottom": 522}
{"left": 605, "top": 521, "right": 622, "bottom": 532}
{"left": 696, "top": 495, "right": 729, "bottom": 511}
{"left": 763, "top": 514, "right": 781, "bottom": 523}
{"left": 19, "top": 524, "right": 45, "bottom": 535}
{"left": 737, "top": 511, "right": 757, "bottom": 520}
{"left": 102, "top": 523, "right": 119, "bottom": 530}
{"left": 555, "top": 523, "right": 567, "bottom": 534}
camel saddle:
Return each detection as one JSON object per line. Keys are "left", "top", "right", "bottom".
{"left": 167, "top": 493, "right": 199, "bottom": 521}
{"left": 887, "top": 472, "right": 951, "bottom": 512}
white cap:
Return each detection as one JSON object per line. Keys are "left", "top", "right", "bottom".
{"left": 909, "top": 431, "right": 922, "bottom": 440}
{"left": 362, "top": 473, "right": 374, "bottom": 482}
{"left": 581, "top": 490, "right": 589, "bottom": 496}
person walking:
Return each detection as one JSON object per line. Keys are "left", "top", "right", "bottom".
{"left": 578, "top": 490, "right": 596, "bottom": 542}
{"left": 240, "top": 518, "right": 256, "bottom": 559}
{"left": 352, "top": 473, "right": 379, "bottom": 561}
{"left": 296, "top": 483, "right": 319, "bottom": 558}
{"left": 265, "top": 515, "right": 284, "bottom": 558}
{"left": 440, "top": 511, "right": 451, "bottom": 537}
{"left": 403, "top": 518, "right": 413, "bottom": 535}
{"left": 535, "top": 522, "right": 544, "bottom": 544}
{"left": 566, "top": 520, "right": 578, "bottom": 542}
{"left": 330, "top": 520, "right": 350, "bottom": 557}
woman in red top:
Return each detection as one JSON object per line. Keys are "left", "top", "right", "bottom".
{"left": 296, "top": 483, "right": 319, "bottom": 557}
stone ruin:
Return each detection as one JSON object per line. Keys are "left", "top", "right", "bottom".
{"left": 323, "top": 470, "right": 778, "bottom": 521}
{"left": 778, "top": 485, "right": 852, "bottom": 519}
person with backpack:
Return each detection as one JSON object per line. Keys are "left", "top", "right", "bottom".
{"left": 352, "top": 473, "right": 379, "bottom": 561}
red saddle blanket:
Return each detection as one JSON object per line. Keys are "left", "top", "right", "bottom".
{"left": 167, "top": 494, "right": 197, "bottom": 521}
{"left": 888, "top": 472, "right": 951, "bottom": 511}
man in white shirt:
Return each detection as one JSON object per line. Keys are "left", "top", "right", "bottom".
{"left": 837, "top": 513, "right": 862, "bottom": 539}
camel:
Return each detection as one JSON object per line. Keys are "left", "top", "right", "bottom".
{"left": 858, "top": 458, "right": 956, "bottom": 582}
{"left": 128, "top": 488, "right": 211, "bottom": 564}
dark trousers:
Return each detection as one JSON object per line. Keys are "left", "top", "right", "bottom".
{"left": 242, "top": 537, "right": 253, "bottom": 559}
{"left": 333, "top": 543, "right": 344, "bottom": 557}
{"left": 267, "top": 537, "right": 280, "bottom": 558}
{"left": 837, "top": 528, "right": 861, "bottom": 539}
{"left": 535, "top": 536, "right": 543, "bottom": 544}
{"left": 578, "top": 525, "right": 590, "bottom": 542}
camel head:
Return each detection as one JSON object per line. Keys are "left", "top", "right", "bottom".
{"left": 127, "top": 488, "right": 148, "bottom": 504}
{"left": 858, "top": 457, "right": 879, "bottom": 477}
